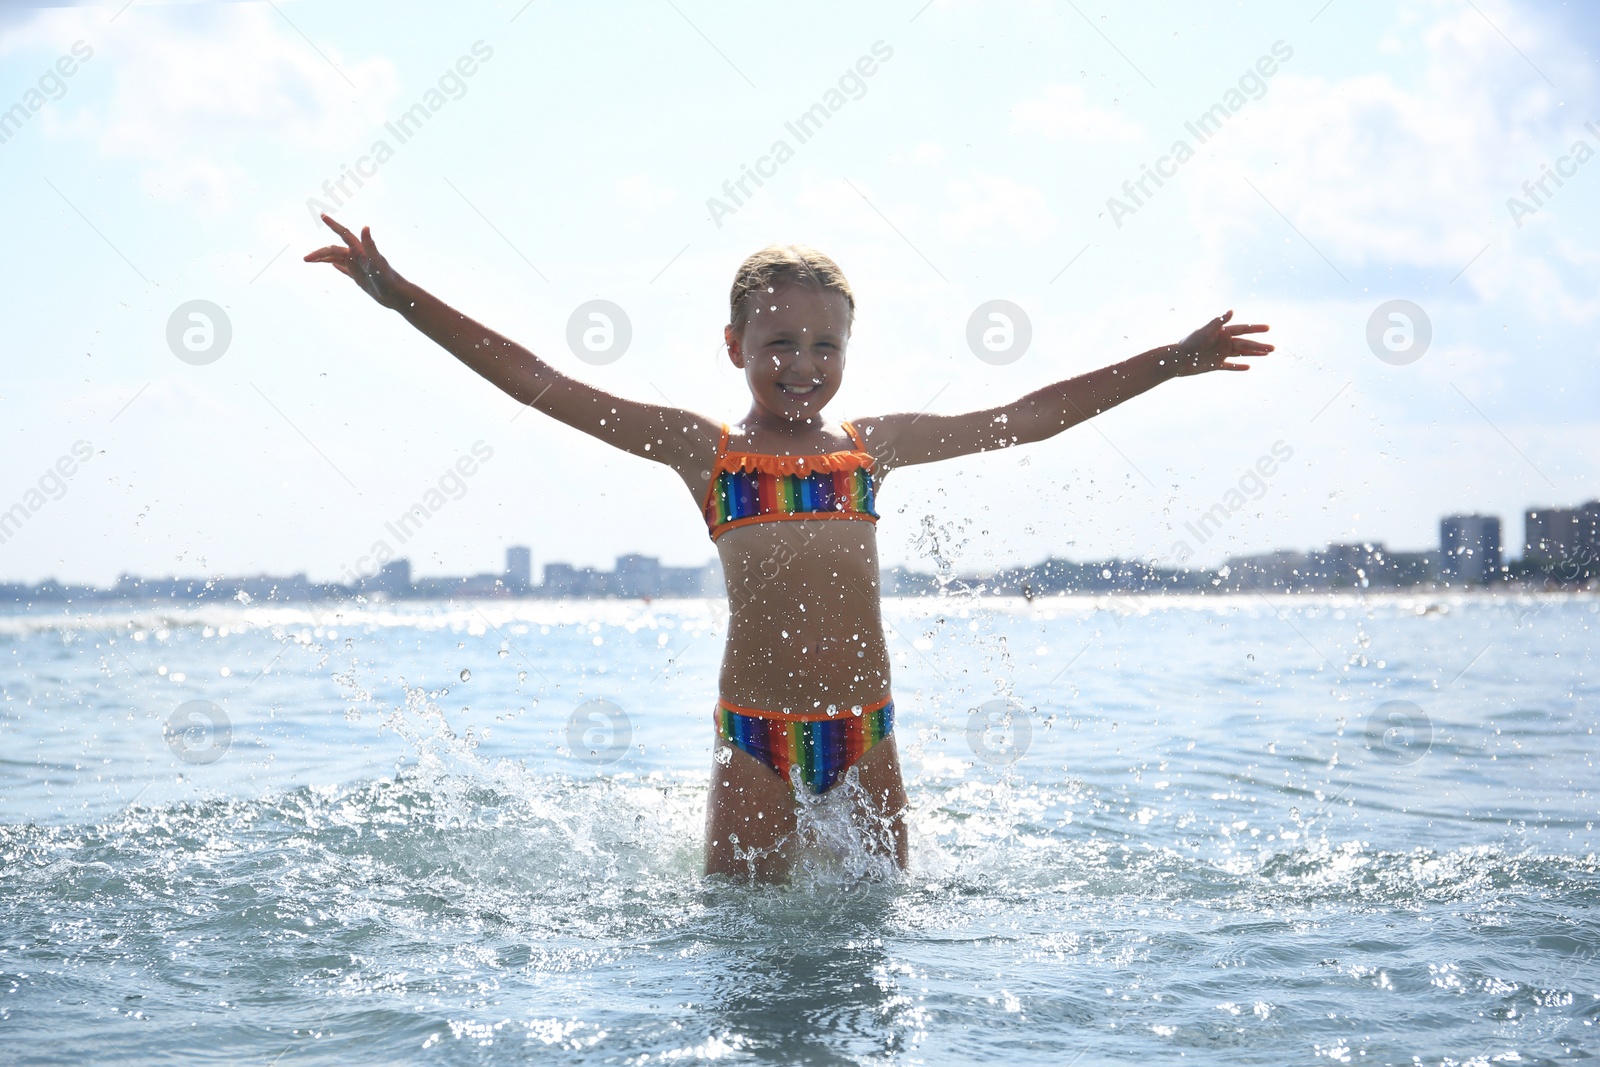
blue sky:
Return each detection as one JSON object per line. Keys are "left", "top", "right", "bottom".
{"left": 1, "top": 0, "right": 1596, "bottom": 585}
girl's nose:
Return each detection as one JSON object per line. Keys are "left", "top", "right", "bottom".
{"left": 788, "top": 350, "right": 821, "bottom": 377}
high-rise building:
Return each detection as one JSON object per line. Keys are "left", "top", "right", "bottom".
{"left": 1440, "top": 515, "right": 1501, "bottom": 585}
{"left": 1222, "top": 550, "right": 1327, "bottom": 591}
{"left": 542, "top": 562, "right": 608, "bottom": 598}
{"left": 1324, "top": 543, "right": 1394, "bottom": 588}
{"left": 614, "top": 554, "right": 662, "bottom": 599}
{"left": 505, "top": 545, "right": 532, "bottom": 594}
{"left": 375, "top": 558, "right": 412, "bottom": 596}
{"left": 1385, "top": 550, "right": 1437, "bottom": 586}
{"left": 1525, "top": 502, "right": 1600, "bottom": 564}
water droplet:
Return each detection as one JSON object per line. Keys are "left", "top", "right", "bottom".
{"left": 459, "top": 669, "right": 471, "bottom": 682}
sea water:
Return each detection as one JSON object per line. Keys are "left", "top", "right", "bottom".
{"left": 0, "top": 592, "right": 1596, "bottom": 1064}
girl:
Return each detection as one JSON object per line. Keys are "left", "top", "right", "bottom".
{"left": 305, "top": 216, "right": 1272, "bottom": 881}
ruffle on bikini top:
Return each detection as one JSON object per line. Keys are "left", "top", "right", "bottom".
{"left": 712, "top": 447, "right": 874, "bottom": 478}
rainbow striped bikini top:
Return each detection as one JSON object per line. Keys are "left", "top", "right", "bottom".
{"left": 702, "top": 421, "right": 879, "bottom": 541}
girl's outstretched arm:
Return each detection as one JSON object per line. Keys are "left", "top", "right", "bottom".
{"left": 304, "top": 215, "right": 720, "bottom": 478}
{"left": 854, "top": 312, "right": 1273, "bottom": 472}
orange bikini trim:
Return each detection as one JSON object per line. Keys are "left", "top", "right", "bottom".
{"left": 709, "top": 512, "right": 876, "bottom": 535}
{"left": 716, "top": 693, "right": 894, "bottom": 723}
{"left": 715, "top": 448, "right": 874, "bottom": 478}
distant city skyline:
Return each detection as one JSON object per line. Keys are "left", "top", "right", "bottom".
{"left": 5, "top": 498, "right": 1594, "bottom": 605}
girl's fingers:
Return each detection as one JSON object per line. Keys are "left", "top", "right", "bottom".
{"left": 321, "top": 213, "right": 363, "bottom": 255}
{"left": 303, "top": 243, "right": 361, "bottom": 282}
{"left": 306, "top": 248, "right": 354, "bottom": 272}
{"left": 320, "top": 212, "right": 357, "bottom": 241}
{"left": 1224, "top": 323, "right": 1271, "bottom": 335}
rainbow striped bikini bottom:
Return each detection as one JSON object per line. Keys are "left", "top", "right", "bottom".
{"left": 715, "top": 695, "right": 895, "bottom": 794}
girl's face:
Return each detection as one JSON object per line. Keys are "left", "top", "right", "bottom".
{"left": 725, "top": 281, "right": 851, "bottom": 424}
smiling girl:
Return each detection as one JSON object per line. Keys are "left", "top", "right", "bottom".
{"left": 306, "top": 216, "right": 1273, "bottom": 881}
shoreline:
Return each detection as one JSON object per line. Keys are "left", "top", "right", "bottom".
{"left": 0, "top": 586, "right": 1592, "bottom": 634}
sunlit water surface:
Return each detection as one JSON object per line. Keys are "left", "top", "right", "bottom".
{"left": 1, "top": 592, "right": 1597, "bottom": 1065}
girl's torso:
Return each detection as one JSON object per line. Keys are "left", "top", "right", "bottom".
{"left": 679, "top": 421, "right": 891, "bottom": 714}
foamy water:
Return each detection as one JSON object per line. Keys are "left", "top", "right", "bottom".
{"left": 1, "top": 592, "right": 1596, "bottom": 1064}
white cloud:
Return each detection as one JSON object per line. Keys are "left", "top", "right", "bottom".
{"left": 1010, "top": 84, "right": 1142, "bottom": 143}
{"left": 939, "top": 174, "right": 1056, "bottom": 244}
{"left": 1173, "top": 0, "right": 1597, "bottom": 322}
{"left": 34, "top": 5, "right": 399, "bottom": 213}
{"left": 888, "top": 142, "right": 946, "bottom": 166}
{"left": 61, "top": 374, "right": 240, "bottom": 423}
{"left": 613, "top": 174, "right": 676, "bottom": 211}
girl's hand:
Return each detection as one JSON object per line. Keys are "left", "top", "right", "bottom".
{"left": 1172, "top": 310, "right": 1273, "bottom": 375}
{"left": 303, "top": 214, "right": 410, "bottom": 309}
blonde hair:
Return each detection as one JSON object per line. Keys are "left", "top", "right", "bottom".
{"left": 728, "top": 244, "right": 855, "bottom": 334}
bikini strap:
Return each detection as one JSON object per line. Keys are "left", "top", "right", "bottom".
{"left": 715, "top": 422, "right": 730, "bottom": 459}
{"left": 841, "top": 420, "right": 867, "bottom": 453}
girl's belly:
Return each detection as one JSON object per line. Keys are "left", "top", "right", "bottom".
{"left": 714, "top": 519, "right": 892, "bottom": 712}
